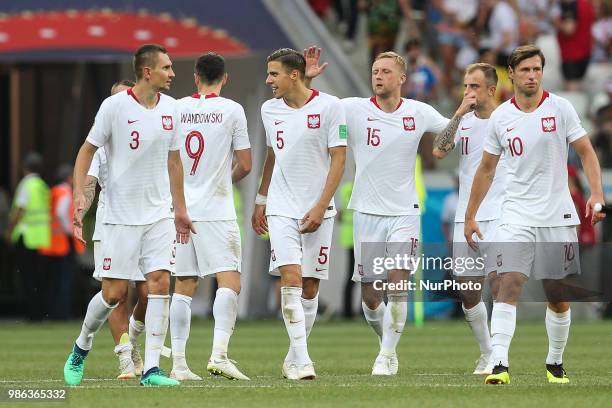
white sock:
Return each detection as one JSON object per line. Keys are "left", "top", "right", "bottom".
{"left": 212, "top": 288, "right": 238, "bottom": 360}
{"left": 545, "top": 307, "right": 571, "bottom": 365}
{"left": 362, "top": 301, "right": 386, "bottom": 341}
{"left": 129, "top": 315, "right": 145, "bottom": 345}
{"left": 463, "top": 302, "right": 492, "bottom": 355}
{"left": 143, "top": 294, "right": 170, "bottom": 373}
{"left": 286, "top": 294, "right": 319, "bottom": 362}
{"left": 380, "top": 294, "right": 407, "bottom": 355}
{"left": 170, "top": 293, "right": 192, "bottom": 368}
{"left": 490, "top": 302, "right": 516, "bottom": 368}
{"left": 76, "top": 291, "right": 117, "bottom": 351}
{"left": 280, "top": 287, "right": 311, "bottom": 365}
{"left": 302, "top": 294, "right": 319, "bottom": 338}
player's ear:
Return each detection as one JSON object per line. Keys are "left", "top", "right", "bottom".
{"left": 400, "top": 73, "right": 406, "bottom": 85}
{"left": 222, "top": 73, "right": 229, "bottom": 86}
{"left": 489, "top": 86, "right": 496, "bottom": 97}
{"left": 194, "top": 73, "right": 199, "bottom": 87}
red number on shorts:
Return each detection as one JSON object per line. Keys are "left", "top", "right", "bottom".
{"left": 318, "top": 246, "right": 329, "bottom": 265}
{"left": 564, "top": 243, "right": 575, "bottom": 262}
{"left": 461, "top": 136, "right": 469, "bottom": 155}
{"left": 367, "top": 128, "right": 380, "bottom": 146}
{"left": 410, "top": 237, "right": 419, "bottom": 256}
{"left": 185, "top": 130, "right": 205, "bottom": 175}
{"left": 276, "top": 130, "right": 284, "bottom": 149}
{"left": 129, "top": 130, "right": 140, "bottom": 150}
{"left": 507, "top": 137, "right": 523, "bottom": 157}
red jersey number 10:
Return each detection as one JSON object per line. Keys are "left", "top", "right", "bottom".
{"left": 186, "top": 130, "right": 205, "bottom": 175}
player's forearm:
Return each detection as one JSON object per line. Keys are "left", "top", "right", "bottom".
{"left": 316, "top": 147, "right": 346, "bottom": 210}
{"left": 232, "top": 149, "right": 252, "bottom": 183}
{"left": 580, "top": 148, "right": 604, "bottom": 196}
{"left": 433, "top": 114, "right": 460, "bottom": 154}
{"left": 168, "top": 151, "right": 187, "bottom": 213}
{"left": 81, "top": 175, "right": 98, "bottom": 217}
{"left": 257, "top": 148, "right": 275, "bottom": 196}
{"left": 73, "top": 142, "right": 97, "bottom": 197}
{"left": 465, "top": 164, "right": 495, "bottom": 220}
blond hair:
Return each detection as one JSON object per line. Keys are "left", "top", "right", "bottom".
{"left": 465, "top": 63, "right": 498, "bottom": 87}
{"left": 374, "top": 51, "right": 407, "bottom": 72}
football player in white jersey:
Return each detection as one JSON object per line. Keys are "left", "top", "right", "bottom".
{"left": 304, "top": 48, "right": 449, "bottom": 375}
{"left": 252, "top": 48, "right": 347, "bottom": 380}
{"left": 79, "top": 79, "right": 149, "bottom": 380}
{"left": 65, "top": 44, "right": 194, "bottom": 387}
{"left": 170, "top": 52, "right": 251, "bottom": 381}
{"left": 433, "top": 63, "right": 505, "bottom": 375}
{"left": 465, "top": 45, "right": 605, "bottom": 385}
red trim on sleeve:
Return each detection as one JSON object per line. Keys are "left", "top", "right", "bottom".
{"left": 369, "top": 96, "right": 403, "bottom": 112}
{"left": 510, "top": 90, "right": 549, "bottom": 111}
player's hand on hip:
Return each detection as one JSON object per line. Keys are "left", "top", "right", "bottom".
{"left": 586, "top": 195, "right": 606, "bottom": 225}
{"left": 73, "top": 191, "right": 85, "bottom": 230}
{"left": 174, "top": 210, "right": 196, "bottom": 244}
{"left": 456, "top": 92, "right": 477, "bottom": 117}
{"left": 300, "top": 205, "right": 325, "bottom": 234}
{"left": 303, "top": 46, "right": 328, "bottom": 81}
{"left": 464, "top": 219, "right": 483, "bottom": 251}
{"left": 251, "top": 204, "right": 268, "bottom": 235}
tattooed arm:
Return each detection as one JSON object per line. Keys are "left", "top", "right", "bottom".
{"left": 81, "top": 175, "right": 98, "bottom": 216}
{"left": 432, "top": 92, "right": 477, "bottom": 159}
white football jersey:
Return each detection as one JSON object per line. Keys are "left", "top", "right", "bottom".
{"left": 483, "top": 91, "right": 586, "bottom": 227}
{"left": 176, "top": 93, "right": 250, "bottom": 221}
{"left": 343, "top": 97, "right": 449, "bottom": 215}
{"left": 87, "top": 147, "right": 108, "bottom": 241}
{"left": 86, "top": 89, "right": 180, "bottom": 225}
{"left": 261, "top": 89, "right": 347, "bottom": 219}
{"left": 454, "top": 111, "right": 507, "bottom": 222}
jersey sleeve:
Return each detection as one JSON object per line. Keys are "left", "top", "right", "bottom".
{"left": 483, "top": 115, "right": 503, "bottom": 155}
{"left": 423, "top": 103, "right": 450, "bottom": 133}
{"left": 87, "top": 150, "right": 101, "bottom": 179}
{"left": 326, "top": 99, "right": 348, "bottom": 148}
{"left": 86, "top": 97, "right": 113, "bottom": 147}
{"left": 563, "top": 99, "right": 587, "bottom": 143}
{"left": 232, "top": 105, "right": 251, "bottom": 151}
{"left": 261, "top": 105, "right": 272, "bottom": 148}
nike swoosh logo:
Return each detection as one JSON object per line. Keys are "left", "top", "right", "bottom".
{"left": 289, "top": 320, "right": 303, "bottom": 324}
{"left": 274, "top": 120, "right": 284, "bottom": 125}
{"left": 461, "top": 127, "right": 472, "bottom": 130}
{"left": 367, "top": 117, "right": 379, "bottom": 121}
{"left": 128, "top": 119, "right": 139, "bottom": 124}
{"left": 506, "top": 127, "right": 515, "bottom": 132}
{"left": 315, "top": 268, "right": 327, "bottom": 272}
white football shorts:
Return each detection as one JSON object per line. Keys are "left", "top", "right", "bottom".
{"left": 453, "top": 218, "right": 502, "bottom": 277}
{"left": 96, "top": 218, "right": 175, "bottom": 279}
{"left": 494, "top": 224, "right": 580, "bottom": 279}
{"left": 174, "top": 220, "right": 241, "bottom": 278}
{"left": 267, "top": 215, "right": 334, "bottom": 280}
{"left": 352, "top": 212, "right": 420, "bottom": 282}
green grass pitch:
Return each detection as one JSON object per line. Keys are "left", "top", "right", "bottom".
{"left": 1, "top": 318, "right": 611, "bottom": 407}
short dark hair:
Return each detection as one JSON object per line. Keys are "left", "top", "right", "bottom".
{"left": 110, "top": 79, "right": 135, "bottom": 94}
{"left": 23, "top": 152, "right": 43, "bottom": 174}
{"left": 133, "top": 44, "right": 167, "bottom": 80}
{"left": 508, "top": 45, "right": 546, "bottom": 70}
{"left": 466, "top": 63, "right": 498, "bottom": 87}
{"left": 195, "top": 52, "right": 226, "bottom": 85}
{"left": 266, "top": 48, "right": 306, "bottom": 78}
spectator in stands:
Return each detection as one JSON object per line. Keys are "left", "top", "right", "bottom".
{"left": 402, "top": 37, "right": 440, "bottom": 102}
{"left": 333, "top": 0, "right": 360, "bottom": 50}
{"left": 39, "top": 164, "right": 85, "bottom": 319}
{"left": 432, "top": 0, "right": 478, "bottom": 91}
{"left": 517, "top": 0, "right": 553, "bottom": 43}
{"left": 479, "top": 47, "right": 514, "bottom": 103}
{"left": 5, "top": 152, "right": 51, "bottom": 321}
{"left": 553, "top": 0, "right": 596, "bottom": 91}
{"left": 476, "top": 0, "right": 519, "bottom": 67}
{"left": 592, "top": 0, "right": 612, "bottom": 63}
{"left": 593, "top": 103, "right": 612, "bottom": 167}
{"left": 360, "top": 0, "right": 414, "bottom": 66}
{"left": 308, "top": 0, "right": 332, "bottom": 18}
